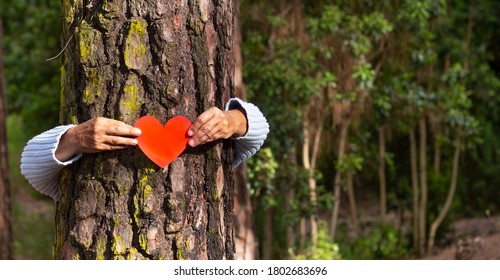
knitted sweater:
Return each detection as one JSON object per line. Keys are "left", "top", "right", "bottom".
{"left": 20, "top": 98, "right": 269, "bottom": 201}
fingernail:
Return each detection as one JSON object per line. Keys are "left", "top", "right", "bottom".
{"left": 188, "top": 139, "right": 195, "bottom": 147}
{"left": 134, "top": 128, "right": 141, "bottom": 135}
{"left": 131, "top": 139, "right": 138, "bottom": 145}
{"left": 187, "top": 130, "right": 193, "bottom": 136}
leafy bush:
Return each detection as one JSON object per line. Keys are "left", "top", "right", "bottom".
{"left": 339, "top": 223, "right": 411, "bottom": 260}
{"left": 292, "top": 222, "right": 342, "bottom": 260}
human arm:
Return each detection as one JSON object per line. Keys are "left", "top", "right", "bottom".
{"left": 188, "top": 97, "right": 270, "bottom": 166}
{"left": 21, "top": 118, "right": 141, "bottom": 201}
{"left": 21, "top": 125, "right": 81, "bottom": 201}
{"left": 55, "top": 117, "right": 141, "bottom": 161}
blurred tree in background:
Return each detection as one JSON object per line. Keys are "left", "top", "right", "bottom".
{"left": 0, "top": 13, "right": 13, "bottom": 260}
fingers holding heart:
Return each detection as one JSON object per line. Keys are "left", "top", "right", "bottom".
{"left": 134, "top": 116, "right": 191, "bottom": 168}
{"left": 74, "top": 117, "right": 141, "bottom": 153}
{"left": 188, "top": 108, "right": 233, "bottom": 147}
{"left": 104, "top": 135, "right": 138, "bottom": 149}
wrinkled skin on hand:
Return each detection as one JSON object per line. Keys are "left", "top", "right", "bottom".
{"left": 187, "top": 107, "right": 247, "bottom": 147}
{"left": 55, "top": 117, "right": 141, "bottom": 161}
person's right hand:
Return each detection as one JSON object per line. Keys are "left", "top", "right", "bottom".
{"left": 55, "top": 117, "right": 141, "bottom": 162}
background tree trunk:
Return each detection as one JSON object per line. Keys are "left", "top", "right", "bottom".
{"left": 418, "top": 116, "right": 428, "bottom": 255}
{"left": 55, "top": 0, "right": 235, "bottom": 260}
{"left": 378, "top": 126, "right": 387, "bottom": 223}
{"left": 233, "top": 0, "right": 258, "bottom": 260}
{"left": 410, "top": 128, "right": 420, "bottom": 253}
{"left": 302, "top": 114, "right": 322, "bottom": 245}
{"left": 262, "top": 206, "right": 274, "bottom": 259}
{"left": 428, "top": 145, "right": 461, "bottom": 252}
{"left": 0, "top": 17, "right": 13, "bottom": 260}
{"left": 346, "top": 172, "right": 359, "bottom": 237}
{"left": 285, "top": 153, "right": 297, "bottom": 255}
{"left": 330, "top": 119, "right": 350, "bottom": 240}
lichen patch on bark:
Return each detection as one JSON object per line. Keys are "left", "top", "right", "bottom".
{"left": 119, "top": 73, "right": 145, "bottom": 124}
{"left": 77, "top": 20, "right": 107, "bottom": 67}
{"left": 112, "top": 213, "right": 133, "bottom": 255}
{"left": 124, "top": 18, "right": 151, "bottom": 71}
{"left": 175, "top": 230, "right": 197, "bottom": 260}
{"left": 62, "top": 0, "right": 82, "bottom": 26}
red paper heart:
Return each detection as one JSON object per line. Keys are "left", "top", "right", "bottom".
{"left": 134, "top": 116, "right": 191, "bottom": 168}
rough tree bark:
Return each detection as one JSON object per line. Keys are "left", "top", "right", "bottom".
{"left": 0, "top": 17, "right": 13, "bottom": 260}
{"left": 55, "top": 0, "right": 235, "bottom": 260}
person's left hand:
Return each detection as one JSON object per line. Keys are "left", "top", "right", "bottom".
{"left": 187, "top": 107, "right": 247, "bottom": 147}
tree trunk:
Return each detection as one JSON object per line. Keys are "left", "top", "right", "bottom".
{"left": 309, "top": 122, "right": 322, "bottom": 244}
{"left": 299, "top": 217, "right": 306, "bottom": 251}
{"left": 346, "top": 172, "right": 359, "bottom": 237}
{"left": 433, "top": 140, "right": 441, "bottom": 174}
{"left": 262, "top": 206, "right": 274, "bottom": 259}
{"left": 330, "top": 119, "right": 350, "bottom": 240}
{"left": 418, "top": 116, "right": 428, "bottom": 255}
{"left": 409, "top": 128, "right": 419, "bottom": 253}
{"left": 378, "top": 126, "right": 387, "bottom": 223}
{"left": 284, "top": 160, "right": 296, "bottom": 254}
{"left": 56, "top": 0, "right": 235, "bottom": 260}
{"left": 0, "top": 17, "right": 13, "bottom": 260}
{"left": 302, "top": 115, "right": 322, "bottom": 246}
{"left": 428, "top": 145, "right": 460, "bottom": 252}
{"left": 233, "top": 0, "right": 258, "bottom": 260}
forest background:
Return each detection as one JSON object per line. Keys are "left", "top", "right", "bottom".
{"left": 1, "top": 0, "right": 499, "bottom": 259}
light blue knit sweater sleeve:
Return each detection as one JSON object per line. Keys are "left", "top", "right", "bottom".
{"left": 20, "top": 99, "right": 269, "bottom": 201}
{"left": 225, "top": 97, "right": 270, "bottom": 166}
{"left": 20, "top": 125, "right": 82, "bottom": 201}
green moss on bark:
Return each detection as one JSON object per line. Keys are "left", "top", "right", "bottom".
{"left": 124, "top": 18, "right": 150, "bottom": 71}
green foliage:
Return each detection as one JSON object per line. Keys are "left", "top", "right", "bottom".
{"left": 6, "top": 115, "right": 30, "bottom": 189}
{"left": 7, "top": 115, "right": 55, "bottom": 259}
{"left": 308, "top": 4, "right": 392, "bottom": 59}
{"left": 243, "top": 0, "right": 499, "bottom": 260}
{"left": 12, "top": 202, "right": 55, "bottom": 259}
{"left": 338, "top": 224, "right": 411, "bottom": 260}
{"left": 1, "top": 0, "right": 62, "bottom": 135}
{"left": 353, "top": 62, "right": 375, "bottom": 90}
{"left": 336, "top": 153, "right": 363, "bottom": 173}
{"left": 244, "top": 33, "right": 320, "bottom": 157}
{"left": 292, "top": 222, "right": 342, "bottom": 260}
{"left": 247, "top": 147, "right": 279, "bottom": 208}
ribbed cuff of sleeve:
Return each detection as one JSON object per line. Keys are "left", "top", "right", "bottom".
{"left": 20, "top": 125, "right": 82, "bottom": 201}
{"left": 225, "top": 98, "right": 270, "bottom": 166}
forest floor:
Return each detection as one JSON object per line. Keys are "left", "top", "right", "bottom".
{"left": 422, "top": 216, "right": 500, "bottom": 260}
{"left": 332, "top": 187, "right": 500, "bottom": 260}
